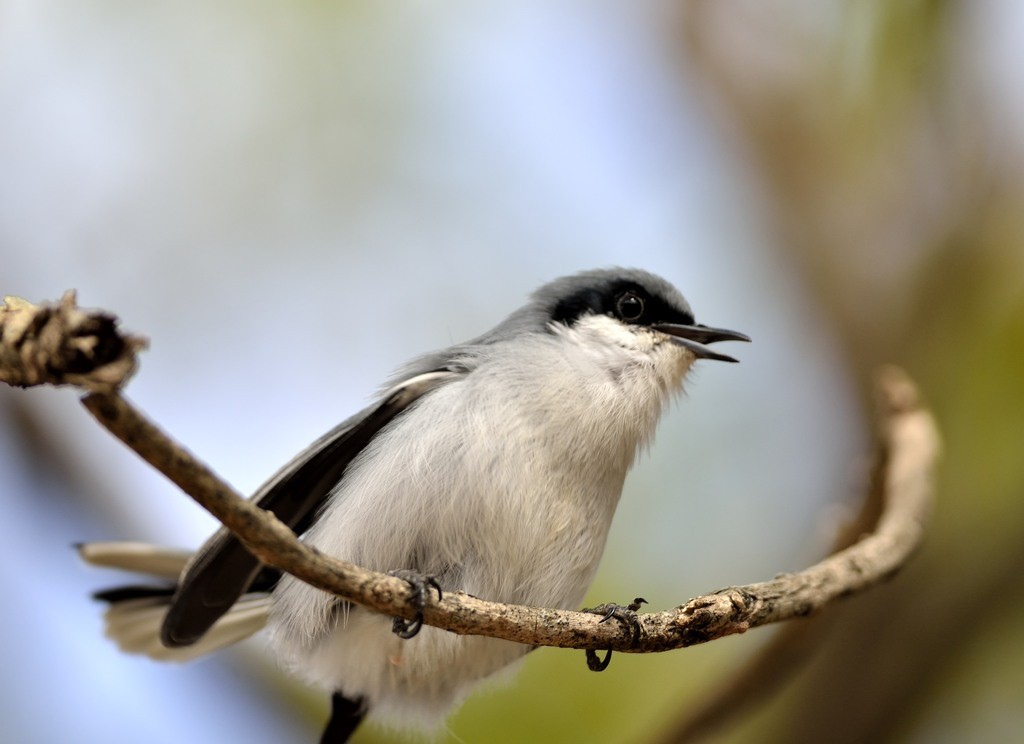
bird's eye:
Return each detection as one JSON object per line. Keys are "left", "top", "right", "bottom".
{"left": 615, "top": 291, "right": 645, "bottom": 322}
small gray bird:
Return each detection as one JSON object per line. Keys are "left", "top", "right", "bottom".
{"left": 81, "top": 267, "right": 748, "bottom": 742}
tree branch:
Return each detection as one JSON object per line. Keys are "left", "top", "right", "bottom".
{"left": 0, "top": 290, "right": 146, "bottom": 393}
{"left": 1, "top": 293, "right": 940, "bottom": 655}
{"left": 656, "top": 366, "right": 936, "bottom": 742}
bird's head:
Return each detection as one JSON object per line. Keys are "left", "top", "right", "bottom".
{"left": 535, "top": 268, "right": 749, "bottom": 370}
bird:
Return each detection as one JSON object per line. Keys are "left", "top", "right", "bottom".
{"left": 80, "top": 267, "right": 748, "bottom": 742}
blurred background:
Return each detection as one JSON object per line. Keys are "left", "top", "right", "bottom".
{"left": 2, "top": 1, "right": 1022, "bottom": 742}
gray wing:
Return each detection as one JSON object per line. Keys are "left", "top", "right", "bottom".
{"left": 161, "top": 369, "right": 461, "bottom": 648}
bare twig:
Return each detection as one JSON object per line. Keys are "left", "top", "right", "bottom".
{"left": 0, "top": 292, "right": 146, "bottom": 393}
{"left": 2, "top": 293, "right": 939, "bottom": 656}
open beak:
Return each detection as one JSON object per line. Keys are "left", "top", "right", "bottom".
{"left": 650, "top": 323, "right": 751, "bottom": 363}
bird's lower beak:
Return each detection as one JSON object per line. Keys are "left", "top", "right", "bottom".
{"left": 650, "top": 323, "right": 751, "bottom": 363}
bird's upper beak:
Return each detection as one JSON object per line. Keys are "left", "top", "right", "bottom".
{"left": 650, "top": 323, "right": 751, "bottom": 363}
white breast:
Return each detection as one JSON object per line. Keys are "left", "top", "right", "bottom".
{"left": 269, "top": 318, "right": 690, "bottom": 728}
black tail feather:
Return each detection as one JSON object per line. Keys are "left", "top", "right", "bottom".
{"left": 92, "top": 567, "right": 278, "bottom": 610}
{"left": 92, "top": 585, "right": 176, "bottom": 603}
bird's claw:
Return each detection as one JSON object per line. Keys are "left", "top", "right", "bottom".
{"left": 581, "top": 597, "right": 648, "bottom": 672}
{"left": 388, "top": 569, "right": 442, "bottom": 639}
{"left": 585, "top": 597, "right": 647, "bottom": 644}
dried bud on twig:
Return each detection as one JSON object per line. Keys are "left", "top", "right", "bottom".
{"left": 0, "top": 291, "right": 147, "bottom": 393}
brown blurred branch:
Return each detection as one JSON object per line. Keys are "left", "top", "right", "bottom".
{"left": 1, "top": 293, "right": 939, "bottom": 659}
{"left": 656, "top": 367, "right": 934, "bottom": 742}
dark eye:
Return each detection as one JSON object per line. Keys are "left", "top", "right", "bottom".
{"left": 615, "top": 291, "right": 645, "bottom": 322}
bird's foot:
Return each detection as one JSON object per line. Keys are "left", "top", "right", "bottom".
{"left": 388, "top": 569, "right": 442, "bottom": 639}
{"left": 581, "top": 597, "right": 648, "bottom": 671}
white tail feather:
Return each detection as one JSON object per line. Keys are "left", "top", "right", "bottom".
{"left": 78, "top": 542, "right": 192, "bottom": 580}
{"left": 102, "top": 594, "right": 272, "bottom": 662}
{"left": 81, "top": 541, "right": 271, "bottom": 663}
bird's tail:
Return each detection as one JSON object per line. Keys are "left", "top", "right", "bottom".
{"left": 78, "top": 541, "right": 271, "bottom": 662}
